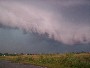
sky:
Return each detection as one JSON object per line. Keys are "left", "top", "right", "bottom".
{"left": 0, "top": 0, "right": 90, "bottom": 54}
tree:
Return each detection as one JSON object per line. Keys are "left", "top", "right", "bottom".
{"left": 0, "top": 53, "right": 3, "bottom": 56}
{"left": 4, "top": 53, "right": 9, "bottom": 56}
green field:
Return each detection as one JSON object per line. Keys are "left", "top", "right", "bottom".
{"left": 0, "top": 53, "right": 90, "bottom": 68}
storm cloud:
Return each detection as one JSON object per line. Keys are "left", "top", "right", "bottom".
{"left": 0, "top": 0, "right": 90, "bottom": 53}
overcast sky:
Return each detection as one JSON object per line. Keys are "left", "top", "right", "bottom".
{"left": 0, "top": 0, "right": 90, "bottom": 53}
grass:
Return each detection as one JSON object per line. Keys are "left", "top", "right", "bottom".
{"left": 0, "top": 53, "right": 90, "bottom": 68}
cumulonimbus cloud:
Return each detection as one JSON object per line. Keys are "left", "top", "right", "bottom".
{"left": 0, "top": 1, "right": 90, "bottom": 45}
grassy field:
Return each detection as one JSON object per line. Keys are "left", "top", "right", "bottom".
{"left": 0, "top": 53, "right": 90, "bottom": 68}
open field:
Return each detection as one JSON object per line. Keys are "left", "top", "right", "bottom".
{"left": 0, "top": 53, "right": 90, "bottom": 68}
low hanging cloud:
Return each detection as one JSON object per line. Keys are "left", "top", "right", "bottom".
{"left": 0, "top": 0, "right": 90, "bottom": 45}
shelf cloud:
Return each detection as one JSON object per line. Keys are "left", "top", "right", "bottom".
{"left": 0, "top": 0, "right": 90, "bottom": 45}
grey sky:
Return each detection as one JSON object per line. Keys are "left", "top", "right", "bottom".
{"left": 0, "top": 0, "right": 90, "bottom": 53}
